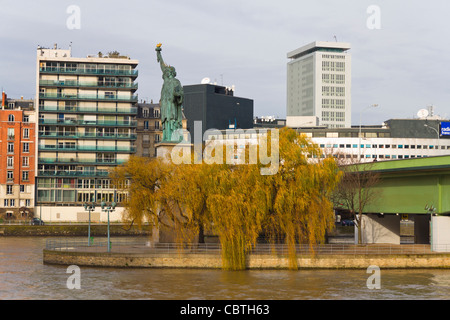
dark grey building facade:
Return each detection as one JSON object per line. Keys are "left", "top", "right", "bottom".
{"left": 182, "top": 84, "right": 253, "bottom": 137}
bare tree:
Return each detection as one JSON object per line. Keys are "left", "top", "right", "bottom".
{"left": 332, "top": 155, "right": 381, "bottom": 244}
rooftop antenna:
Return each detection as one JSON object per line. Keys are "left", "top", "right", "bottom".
{"left": 69, "top": 42, "right": 72, "bottom": 55}
{"left": 334, "top": 35, "right": 338, "bottom": 42}
{"left": 428, "top": 105, "right": 434, "bottom": 117}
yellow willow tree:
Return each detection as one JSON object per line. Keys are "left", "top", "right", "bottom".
{"left": 110, "top": 156, "right": 174, "bottom": 231}
{"left": 160, "top": 160, "right": 228, "bottom": 244}
{"left": 110, "top": 154, "right": 226, "bottom": 244}
{"left": 261, "top": 128, "right": 342, "bottom": 269}
{"left": 207, "top": 163, "right": 268, "bottom": 270}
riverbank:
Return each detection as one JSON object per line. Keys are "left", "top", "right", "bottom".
{"left": 42, "top": 243, "right": 450, "bottom": 270}
{"left": 43, "top": 250, "right": 450, "bottom": 270}
{"left": 0, "top": 224, "right": 152, "bottom": 237}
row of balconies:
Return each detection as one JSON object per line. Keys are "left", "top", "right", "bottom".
{"left": 39, "top": 80, "right": 138, "bottom": 90}
{"left": 38, "top": 132, "right": 136, "bottom": 140}
{"left": 37, "top": 170, "right": 110, "bottom": 177}
{"left": 39, "top": 105, "right": 137, "bottom": 114}
{"left": 39, "top": 93, "right": 138, "bottom": 102}
{"left": 38, "top": 145, "right": 136, "bottom": 152}
{"left": 39, "top": 119, "right": 137, "bottom": 127}
{"left": 39, "top": 67, "right": 138, "bottom": 77}
{"left": 38, "top": 158, "right": 127, "bottom": 165}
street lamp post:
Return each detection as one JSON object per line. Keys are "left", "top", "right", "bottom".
{"left": 101, "top": 201, "right": 116, "bottom": 252}
{"left": 359, "top": 104, "right": 378, "bottom": 162}
{"left": 84, "top": 203, "right": 95, "bottom": 246}
{"left": 424, "top": 124, "right": 440, "bottom": 151}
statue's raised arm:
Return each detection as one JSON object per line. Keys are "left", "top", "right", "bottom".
{"left": 155, "top": 43, "right": 167, "bottom": 73}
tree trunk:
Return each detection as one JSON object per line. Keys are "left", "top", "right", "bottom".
{"left": 198, "top": 224, "right": 205, "bottom": 244}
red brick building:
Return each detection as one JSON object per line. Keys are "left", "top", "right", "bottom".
{"left": 0, "top": 92, "right": 36, "bottom": 220}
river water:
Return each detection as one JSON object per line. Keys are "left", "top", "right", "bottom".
{"left": 0, "top": 237, "right": 449, "bottom": 300}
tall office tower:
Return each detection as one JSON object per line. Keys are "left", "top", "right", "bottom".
{"left": 0, "top": 93, "right": 36, "bottom": 220}
{"left": 287, "top": 41, "right": 351, "bottom": 128}
{"left": 36, "top": 45, "right": 138, "bottom": 221}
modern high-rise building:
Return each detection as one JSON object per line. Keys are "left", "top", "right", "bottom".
{"left": 0, "top": 93, "right": 36, "bottom": 220}
{"left": 35, "top": 45, "right": 138, "bottom": 221}
{"left": 287, "top": 41, "right": 351, "bottom": 128}
{"left": 183, "top": 84, "right": 253, "bottom": 137}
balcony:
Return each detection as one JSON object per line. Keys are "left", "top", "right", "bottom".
{"left": 39, "top": 105, "right": 137, "bottom": 114}
{"left": 39, "top": 93, "right": 138, "bottom": 102}
{"left": 39, "top": 67, "right": 138, "bottom": 77}
{"left": 38, "top": 132, "right": 137, "bottom": 140}
{"left": 39, "top": 80, "right": 138, "bottom": 90}
{"left": 38, "top": 158, "right": 127, "bottom": 165}
{"left": 37, "top": 170, "right": 110, "bottom": 177}
{"left": 38, "top": 145, "right": 136, "bottom": 153}
{"left": 39, "top": 119, "right": 137, "bottom": 127}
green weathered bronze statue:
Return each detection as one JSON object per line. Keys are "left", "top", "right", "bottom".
{"left": 155, "top": 43, "right": 184, "bottom": 142}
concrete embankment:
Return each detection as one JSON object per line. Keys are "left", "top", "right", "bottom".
{"left": 0, "top": 225, "right": 152, "bottom": 237}
{"left": 43, "top": 250, "right": 450, "bottom": 269}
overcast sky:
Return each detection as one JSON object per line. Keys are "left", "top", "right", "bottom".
{"left": 1, "top": 0, "right": 450, "bottom": 125}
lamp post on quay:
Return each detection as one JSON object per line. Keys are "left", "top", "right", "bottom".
{"left": 424, "top": 124, "right": 440, "bottom": 150}
{"left": 84, "top": 202, "right": 95, "bottom": 246}
{"left": 101, "top": 201, "right": 116, "bottom": 252}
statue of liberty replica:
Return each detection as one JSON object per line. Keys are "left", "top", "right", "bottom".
{"left": 155, "top": 43, "right": 184, "bottom": 142}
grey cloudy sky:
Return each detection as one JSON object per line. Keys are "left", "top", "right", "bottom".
{"left": 1, "top": 0, "right": 450, "bottom": 125}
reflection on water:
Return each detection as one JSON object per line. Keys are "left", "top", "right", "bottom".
{"left": 0, "top": 237, "right": 449, "bottom": 300}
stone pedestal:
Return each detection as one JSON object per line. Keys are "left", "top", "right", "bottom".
{"left": 155, "top": 141, "right": 193, "bottom": 163}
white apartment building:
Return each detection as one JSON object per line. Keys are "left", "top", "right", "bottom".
{"left": 35, "top": 45, "right": 138, "bottom": 222}
{"left": 287, "top": 41, "right": 351, "bottom": 128}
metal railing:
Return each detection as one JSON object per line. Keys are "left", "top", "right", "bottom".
{"left": 39, "top": 93, "right": 138, "bottom": 102}
{"left": 44, "top": 239, "right": 450, "bottom": 255}
{"left": 39, "top": 67, "right": 138, "bottom": 77}
{"left": 39, "top": 105, "right": 137, "bottom": 114}
{"left": 39, "top": 80, "right": 138, "bottom": 89}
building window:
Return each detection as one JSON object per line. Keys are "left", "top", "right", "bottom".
{"left": 144, "top": 121, "right": 149, "bottom": 130}
{"left": 7, "top": 143, "right": 14, "bottom": 153}
{"left": 22, "top": 171, "right": 29, "bottom": 181}
{"left": 23, "top": 143, "right": 29, "bottom": 153}
{"left": 7, "top": 171, "right": 14, "bottom": 180}
{"left": 26, "top": 199, "right": 31, "bottom": 207}
{"left": 7, "top": 157, "right": 14, "bottom": 168}
{"left": 4, "top": 200, "right": 8, "bottom": 207}
{"left": 8, "top": 114, "right": 15, "bottom": 122}
{"left": 10, "top": 199, "right": 15, "bottom": 207}
{"left": 23, "top": 128, "right": 29, "bottom": 139}
{"left": 20, "top": 185, "right": 25, "bottom": 193}
{"left": 6, "top": 185, "right": 13, "bottom": 195}
{"left": 105, "top": 91, "right": 115, "bottom": 99}
{"left": 23, "top": 115, "right": 29, "bottom": 123}
{"left": 143, "top": 108, "right": 149, "bottom": 118}
{"left": 22, "top": 157, "right": 29, "bottom": 167}
{"left": 7, "top": 128, "right": 14, "bottom": 139}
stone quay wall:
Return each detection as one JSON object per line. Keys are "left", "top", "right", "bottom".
{"left": 43, "top": 250, "right": 450, "bottom": 269}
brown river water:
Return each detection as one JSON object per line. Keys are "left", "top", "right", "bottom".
{"left": 0, "top": 237, "right": 449, "bottom": 300}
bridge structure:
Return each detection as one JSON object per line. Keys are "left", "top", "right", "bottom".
{"left": 348, "top": 155, "right": 450, "bottom": 251}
